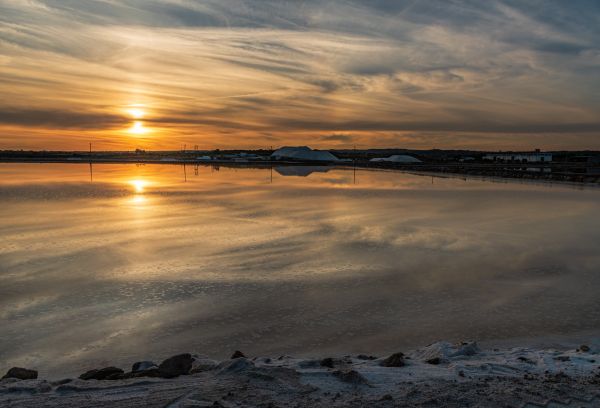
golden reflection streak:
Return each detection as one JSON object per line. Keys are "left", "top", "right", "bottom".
{"left": 130, "top": 195, "right": 147, "bottom": 205}
{"left": 127, "top": 178, "right": 150, "bottom": 207}
{"left": 130, "top": 179, "right": 147, "bottom": 193}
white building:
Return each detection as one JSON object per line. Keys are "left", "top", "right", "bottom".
{"left": 271, "top": 146, "right": 339, "bottom": 162}
{"left": 483, "top": 150, "right": 552, "bottom": 163}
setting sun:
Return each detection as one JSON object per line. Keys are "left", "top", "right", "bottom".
{"left": 127, "top": 108, "right": 145, "bottom": 119}
{"left": 128, "top": 121, "right": 148, "bottom": 135}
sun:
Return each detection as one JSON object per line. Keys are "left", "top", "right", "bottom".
{"left": 124, "top": 104, "right": 149, "bottom": 135}
{"left": 127, "top": 108, "right": 145, "bottom": 119}
{"left": 128, "top": 121, "right": 147, "bottom": 135}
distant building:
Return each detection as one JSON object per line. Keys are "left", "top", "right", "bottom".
{"left": 370, "top": 154, "right": 422, "bottom": 163}
{"left": 571, "top": 155, "right": 600, "bottom": 164}
{"left": 236, "top": 152, "right": 263, "bottom": 160}
{"left": 483, "top": 149, "right": 552, "bottom": 163}
{"left": 271, "top": 146, "right": 339, "bottom": 162}
{"left": 459, "top": 156, "right": 476, "bottom": 162}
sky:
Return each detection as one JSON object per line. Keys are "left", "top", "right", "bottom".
{"left": 1, "top": 0, "right": 599, "bottom": 151}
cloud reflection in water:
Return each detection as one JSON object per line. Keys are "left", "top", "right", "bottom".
{"left": 0, "top": 163, "right": 599, "bottom": 378}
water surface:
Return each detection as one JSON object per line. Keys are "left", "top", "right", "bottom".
{"left": 1, "top": 163, "right": 599, "bottom": 377}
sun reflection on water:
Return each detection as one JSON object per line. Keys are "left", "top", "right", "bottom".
{"left": 130, "top": 179, "right": 147, "bottom": 193}
{"left": 127, "top": 178, "right": 150, "bottom": 207}
{"left": 130, "top": 195, "right": 147, "bottom": 205}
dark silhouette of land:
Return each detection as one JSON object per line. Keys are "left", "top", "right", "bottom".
{"left": 1, "top": 148, "right": 599, "bottom": 183}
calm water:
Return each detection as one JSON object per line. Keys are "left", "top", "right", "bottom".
{"left": 1, "top": 163, "right": 599, "bottom": 378}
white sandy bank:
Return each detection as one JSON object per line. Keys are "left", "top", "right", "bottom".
{"left": 1, "top": 341, "right": 600, "bottom": 407}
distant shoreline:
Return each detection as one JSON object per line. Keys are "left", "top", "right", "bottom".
{"left": 1, "top": 155, "right": 599, "bottom": 185}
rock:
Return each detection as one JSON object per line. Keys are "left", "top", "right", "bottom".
{"left": 380, "top": 352, "right": 405, "bottom": 367}
{"left": 455, "top": 341, "right": 479, "bottom": 357}
{"left": 298, "top": 360, "right": 321, "bottom": 368}
{"left": 216, "top": 357, "right": 255, "bottom": 374}
{"left": 332, "top": 370, "right": 369, "bottom": 385}
{"left": 356, "top": 354, "right": 377, "bottom": 360}
{"left": 517, "top": 356, "right": 536, "bottom": 365}
{"left": 132, "top": 361, "right": 157, "bottom": 372}
{"left": 554, "top": 355, "right": 570, "bottom": 362}
{"left": 320, "top": 358, "right": 335, "bottom": 368}
{"left": 79, "top": 369, "right": 99, "bottom": 380}
{"left": 79, "top": 367, "right": 124, "bottom": 381}
{"left": 52, "top": 378, "right": 73, "bottom": 386}
{"left": 230, "top": 350, "right": 246, "bottom": 359}
{"left": 38, "top": 381, "right": 52, "bottom": 393}
{"left": 380, "top": 394, "right": 393, "bottom": 401}
{"left": 158, "top": 353, "right": 194, "bottom": 378}
{"left": 2, "top": 367, "right": 38, "bottom": 380}
{"left": 415, "top": 341, "right": 479, "bottom": 363}
{"left": 426, "top": 357, "right": 441, "bottom": 365}
{"left": 254, "top": 357, "right": 271, "bottom": 364}
{"left": 191, "top": 357, "right": 219, "bottom": 373}
{"left": 136, "top": 368, "right": 161, "bottom": 378}
{"left": 580, "top": 345, "right": 591, "bottom": 353}
{"left": 105, "top": 372, "right": 126, "bottom": 380}
{"left": 120, "top": 368, "right": 161, "bottom": 379}
{"left": 129, "top": 360, "right": 170, "bottom": 378}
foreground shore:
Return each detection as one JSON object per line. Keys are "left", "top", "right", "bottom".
{"left": 2, "top": 341, "right": 600, "bottom": 407}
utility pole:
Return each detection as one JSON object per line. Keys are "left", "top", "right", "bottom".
{"left": 353, "top": 144, "right": 356, "bottom": 184}
{"left": 89, "top": 143, "right": 93, "bottom": 183}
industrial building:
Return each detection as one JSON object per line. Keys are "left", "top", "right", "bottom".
{"left": 483, "top": 150, "right": 552, "bottom": 163}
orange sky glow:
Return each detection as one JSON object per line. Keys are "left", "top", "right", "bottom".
{"left": 1, "top": 1, "right": 599, "bottom": 151}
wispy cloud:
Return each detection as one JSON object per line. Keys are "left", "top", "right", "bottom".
{"left": 0, "top": 0, "right": 599, "bottom": 149}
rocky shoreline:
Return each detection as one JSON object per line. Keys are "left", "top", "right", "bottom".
{"left": 2, "top": 341, "right": 600, "bottom": 407}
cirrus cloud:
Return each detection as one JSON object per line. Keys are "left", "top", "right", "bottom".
{"left": 0, "top": 0, "right": 599, "bottom": 150}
